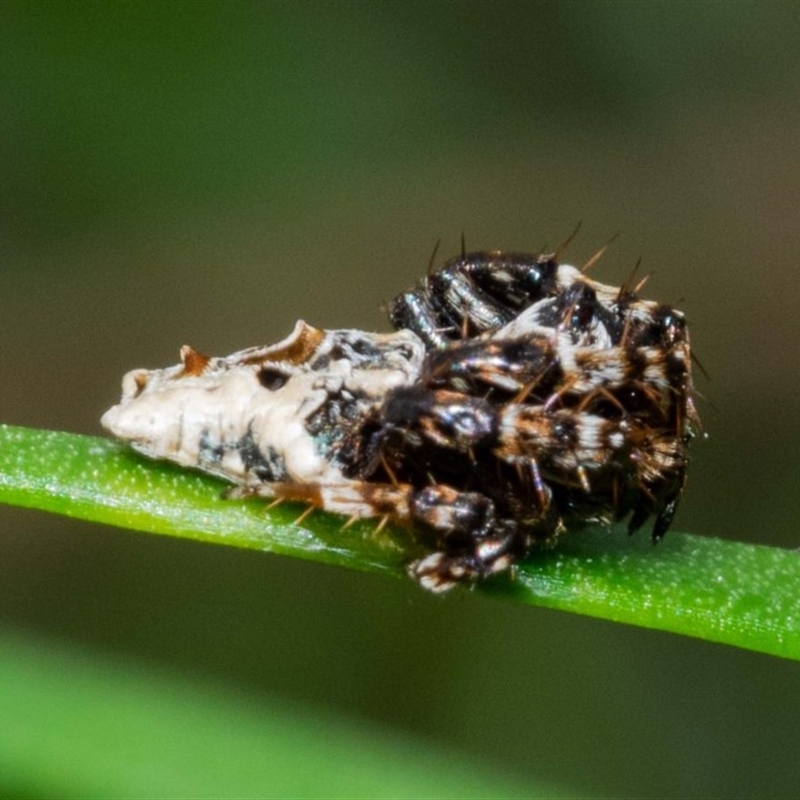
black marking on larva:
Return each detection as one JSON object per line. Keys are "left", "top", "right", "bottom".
{"left": 305, "top": 386, "right": 372, "bottom": 455}
{"left": 198, "top": 430, "right": 225, "bottom": 468}
{"left": 258, "top": 366, "right": 290, "bottom": 391}
{"left": 326, "top": 334, "right": 385, "bottom": 367}
{"left": 238, "top": 427, "right": 287, "bottom": 483}
{"left": 308, "top": 352, "right": 330, "bottom": 371}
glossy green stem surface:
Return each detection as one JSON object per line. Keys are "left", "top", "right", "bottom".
{"left": 1, "top": 424, "right": 798, "bottom": 660}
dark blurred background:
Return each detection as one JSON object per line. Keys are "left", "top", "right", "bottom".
{"left": 2, "top": 1, "right": 800, "bottom": 796}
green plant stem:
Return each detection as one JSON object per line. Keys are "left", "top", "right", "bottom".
{"left": 1, "top": 424, "right": 799, "bottom": 660}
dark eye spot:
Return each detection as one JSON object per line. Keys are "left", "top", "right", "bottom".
{"left": 258, "top": 367, "right": 288, "bottom": 391}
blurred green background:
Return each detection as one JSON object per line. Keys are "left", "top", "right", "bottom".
{"left": 2, "top": 1, "right": 800, "bottom": 796}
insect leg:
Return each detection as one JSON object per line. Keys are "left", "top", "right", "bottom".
{"left": 406, "top": 485, "right": 524, "bottom": 592}
{"left": 227, "top": 477, "right": 415, "bottom": 522}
